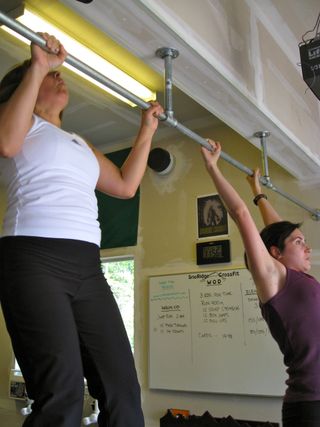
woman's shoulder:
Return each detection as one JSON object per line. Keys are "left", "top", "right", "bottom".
{"left": 287, "top": 267, "right": 318, "bottom": 284}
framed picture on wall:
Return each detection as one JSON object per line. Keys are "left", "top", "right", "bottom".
{"left": 197, "top": 193, "right": 229, "bottom": 239}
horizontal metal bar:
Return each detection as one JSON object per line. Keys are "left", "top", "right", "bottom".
{"left": 0, "top": 10, "right": 319, "bottom": 220}
{"left": 258, "top": 177, "right": 320, "bottom": 220}
{"left": 268, "top": 183, "right": 320, "bottom": 219}
{"left": 0, "top": 10, "right": 213, "bottom": 151}
{"left": 0, "top": 10, "right": 151, "bottom": 108}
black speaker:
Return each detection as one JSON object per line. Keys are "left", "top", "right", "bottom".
{"left": 299, "top": 37, "right": 320, "bottom": 101}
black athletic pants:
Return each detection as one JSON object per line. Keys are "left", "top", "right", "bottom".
{"left": 0, "top": 236, "right": 144, "bottom": 427}
{"left": 283, "top": 400, "right": 320, "bottom": 427}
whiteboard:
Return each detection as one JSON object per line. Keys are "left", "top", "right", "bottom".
{"left": 149, "top": 268, "right": 286, "bottom": 396}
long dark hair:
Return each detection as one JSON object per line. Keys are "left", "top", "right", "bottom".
{"left": 0, "top": 59, "right": 31, "bottom": 104}
{"left": 244, "top": 221, "right": 301, "bottom": 269}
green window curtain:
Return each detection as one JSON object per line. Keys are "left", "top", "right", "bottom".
{"left": 95, "top": 148, "right": 140, "bottom": 249}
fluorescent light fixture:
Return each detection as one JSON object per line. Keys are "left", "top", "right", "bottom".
{"left": 2, "top": 9, "right": 156, "bottom": 106}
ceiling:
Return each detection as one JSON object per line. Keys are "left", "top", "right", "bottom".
{"left": 0, "top": 0, "right": 218, "bottom": 154}
{"left": 54, "top": 0, "right": 320, "bottom": 185}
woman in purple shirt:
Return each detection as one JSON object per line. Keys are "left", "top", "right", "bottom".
{"left": 202, "top": 140, "right": 318, "bottom": 427}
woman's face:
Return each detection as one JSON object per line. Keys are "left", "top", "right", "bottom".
{"left": 277, "top": 228, "right": 312, "bottom": 272}
{"left": 36, "top": 70, "right": 69, "bottom": 112}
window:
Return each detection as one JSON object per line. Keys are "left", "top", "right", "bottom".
{"left": 100, "top": 257, "right": 135, "bottom": 351}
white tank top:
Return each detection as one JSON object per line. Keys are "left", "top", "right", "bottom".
{"left": 0, "top": 115, "right": 101, "bottom": 245}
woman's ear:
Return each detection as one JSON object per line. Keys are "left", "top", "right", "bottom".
{"left": 270, "top": 245, "right": 282, "bottom": 259}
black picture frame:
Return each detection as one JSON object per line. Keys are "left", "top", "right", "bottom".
{"left": 196, "top": 240, "right": 231, "bottom": 265}
{"left": 197, "top": 194, "right": 229, "bottom": 239}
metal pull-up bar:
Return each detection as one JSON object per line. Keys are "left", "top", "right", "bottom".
{"left": 0, "top": 10, "right": 319, "bottom": 220}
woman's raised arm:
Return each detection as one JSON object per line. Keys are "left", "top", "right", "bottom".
{"left": 201, "top": 140, "right": 286, "bottom": 303}
{"left": 246, "top": 168, "right": 282, "bottom": 226}
{"left": 0, "top": 33, "right": 67, "bottom": 157}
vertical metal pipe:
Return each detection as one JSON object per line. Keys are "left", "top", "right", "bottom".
{"left": 156, "top": 47, "right": 179, "bottom": 120}
{"left": 254, "top": 131, "right": 271, "bottom": 185}
{"left": 164, "top": 54, "right": 174, "bottom": 119}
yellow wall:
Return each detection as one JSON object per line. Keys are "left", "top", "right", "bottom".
{"left": 0, "top": 124, "right": 319, "bottom": 426}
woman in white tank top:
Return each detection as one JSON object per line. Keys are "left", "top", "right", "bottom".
{"left": 0, "top": 33, "right": 163, "bottom": 427}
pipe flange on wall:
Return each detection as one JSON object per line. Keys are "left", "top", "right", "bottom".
{"left": 147, "top": 147, "right": 175, "bottom": 175}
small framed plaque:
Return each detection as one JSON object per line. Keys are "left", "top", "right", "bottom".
{"left": 197, "top": 194, "right": 229, "bottom": 239}
{"left": 196, "top": 240, "right": 230, "bottom": 265}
